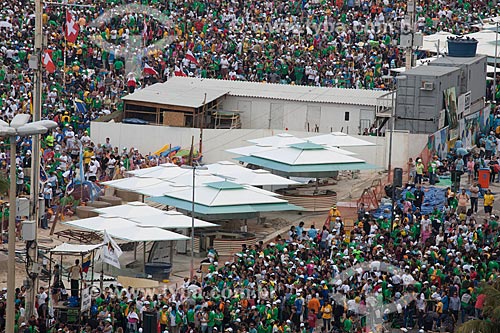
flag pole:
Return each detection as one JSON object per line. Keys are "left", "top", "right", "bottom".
{"left": 63, "top": 35, "right": 67, "bottom": 92}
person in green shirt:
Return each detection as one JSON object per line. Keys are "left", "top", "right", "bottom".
{"left": 342, "top": 314, "right": 353, "bottom": 332}
{"left": 207, "top": 307, "right": 216, "bottom": 331}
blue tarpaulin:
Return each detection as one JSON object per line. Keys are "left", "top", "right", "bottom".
{"left": 372, "top": 187, "right": 447, "bottom": 218}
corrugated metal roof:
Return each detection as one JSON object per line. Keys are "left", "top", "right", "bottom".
{"left": 123, "top": 77, "right": 387, "bottom": 107}
{"left": 122, "top": 81, "right": 230, "bottom": 108}
{"left": 429, "top": 55, "right": 486, "bottom": 66}
{"left": 404, "top": 65, "right": 461, "bottom": 76}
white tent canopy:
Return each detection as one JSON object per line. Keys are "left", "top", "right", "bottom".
{"left": 50, "top": 243, "right": 103, "bottom": 254}
{"left": 106, "top": 226, "right": 189, "bottom": 242}
{"left": 127, "top": 165, "right": 164, "bottom": 177}
{"left": 248, "top": 133, "right": 306, "bottom": 147}
{"left": 64, "top": 216, "right": 138, "bottom": 232}
{"left": 164, "top": 171, "right": 225, "bottom": 186}
{"left": 305, "top": 132, "right": 376, "bottom": 147}
{"left": 136, "top": 165, "right": 188, "bottom": 179}
{"left": 63, "top": 216, "right": 190, "bottom": 241}
{"left": 130, "top": 211, "right": 218, "bottom": 228}
{"left": 225, "top": 144, "right": 275, "bottom": 157}
{"left": 102, "top": 177, "right": 164, "bottom": 190}
{"left": 95, "top": 201, "right": 170, "bottom": 218}
{"left": 163, "top": 182, "right": 288, "bottom": 207}
{"left": 251, "top": 144, "right": 365, "bottom": 165}
{"left": 205, "top": 161, "right": 300, "bottom": 186}
{"left": 227, "top": 144, "right": 356, "bottom": 156}
{"left": 133, "top": 182, "right": 189, "bottom": 197}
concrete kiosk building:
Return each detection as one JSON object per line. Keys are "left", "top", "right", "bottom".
{"left": 122, "top": 77, "right": 389, "bottom": 134}
{"left": 394, "top": 46, "right": 487, "bottom": 134}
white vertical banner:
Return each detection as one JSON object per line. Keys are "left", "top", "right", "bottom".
{"left": 101, "top": 230, "right": 123, "bottom": 269}
{"left": 81, "top": 287, "right": 92, "bottom": 312}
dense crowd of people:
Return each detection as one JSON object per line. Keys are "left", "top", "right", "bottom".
{"left": 0, "top": 0, "right": 498, "bottom": 126}
{"left": 0, "top": 0, "right": 500, "bottom": 332}
{"left": 6, "top": 185, "right": 498, "bottom": 333}
{"left": 2, "top": 120, "right": 500, "bottom": 333}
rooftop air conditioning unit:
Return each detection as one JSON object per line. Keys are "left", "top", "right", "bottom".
{"left": 421, "top": 82, "right": 434, "bottom": 91}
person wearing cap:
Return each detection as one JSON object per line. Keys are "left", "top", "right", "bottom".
{"left": 160, "top": 305, "right": 169, "bottom": 332}
{"left": 329, "top": 205, "right": 341, "bottom": 228}
{"left": 16, "top": 166, "right": 24, "bottom": 195}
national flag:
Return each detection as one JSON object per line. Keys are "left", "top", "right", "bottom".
{"left": 74, "top": 98, "right": 87, "bottom": 114}
{"left": 185, "top": 50, "right": 199, "bottom": 66}
{"left": 143, "top": 63, "right": 158, "bottom": 76}
{"left": 40, "top": 165, "right": 48, "bottom": 184}
{"left": 65, "top": 10, "right": 80, "bottom": 43}
{"left": 101, "top": 230, "right": 122, "bottom": 269}
{"left": 65, "top": 178, "right": 74, "bottom": 195}
{"left": 42, "top": 50, "right": 56, "bottom": 73}
{"left": 65, "top": 170, "right": 74, "bottom": 195}
{"left": 174, "top": 65, "right": 187, "bottom": 77}
{"left": 82, "top": 254, "right": 92, "bottom": 273}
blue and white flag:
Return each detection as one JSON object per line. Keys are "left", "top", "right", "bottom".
{"left": 74, "top": 98, "right": 87, "bottom": 114}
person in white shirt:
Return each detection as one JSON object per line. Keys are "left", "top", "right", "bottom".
{"left": 37, "top": 287, "right": 48, "bottom": 306}
{"left": 16, "top": 167, "right": 24, "bottom": 195}
{"left": 107, "top": 155, "right": 116, "bottom": 178}
{"left": 58, "top": 152, "right": 69, "bottom": 171}
{"left": 80, "top": 131, "right": 91, "bottom": 146}
{"left": 87, "top": 156, "right": 99, "bottom": 181}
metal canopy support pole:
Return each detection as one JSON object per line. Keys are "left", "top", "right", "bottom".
{"left": 190, "top": 167, "right": 195, "bottom": 279}
{"left": 388, "top": 85, "right": 395, "bottom": 182}
{"left": 143, "top": 241, "right": 146, "bottom": 273}
{"left": 6, "top": 140, "right": 17, "bottom": 333}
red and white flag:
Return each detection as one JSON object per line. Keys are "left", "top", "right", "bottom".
{"left": 143, "top": 63, "right": 158, "bottom": 76}
{"left": 42, "top": 50, "right": 56, "bottom": 73}
{"left": 185, "top": 50, "right": 199, "bottom": 66}
{"left": 65, "top": 10, "right": 79, "bottom": 43}
{"left": 174, "top": 65, "right": 187, "bottom": 77}
{"left": 142, "top": 18, "right": 148, "bottom": 41}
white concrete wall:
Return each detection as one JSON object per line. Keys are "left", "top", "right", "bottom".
{"left": 221, "top": 97, "right": 375, "bottom": 134}
{"left": 90, "top": 122, "right": 427, "bottom": 169}
{"left": 383, "top": 130, "right": 429, "bottom": 172}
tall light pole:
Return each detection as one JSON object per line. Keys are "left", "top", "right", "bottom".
{"left": 25, "top": 0, "right": 44, "bottom": 319}
{"left": 1, "top": 114, "right": 57, "bottom": 333}
{"left": 180, "top": 165, "right": 208, "bottom": 279}
{"left": 494, "top": 21, "right": 499, "bottom": 104}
